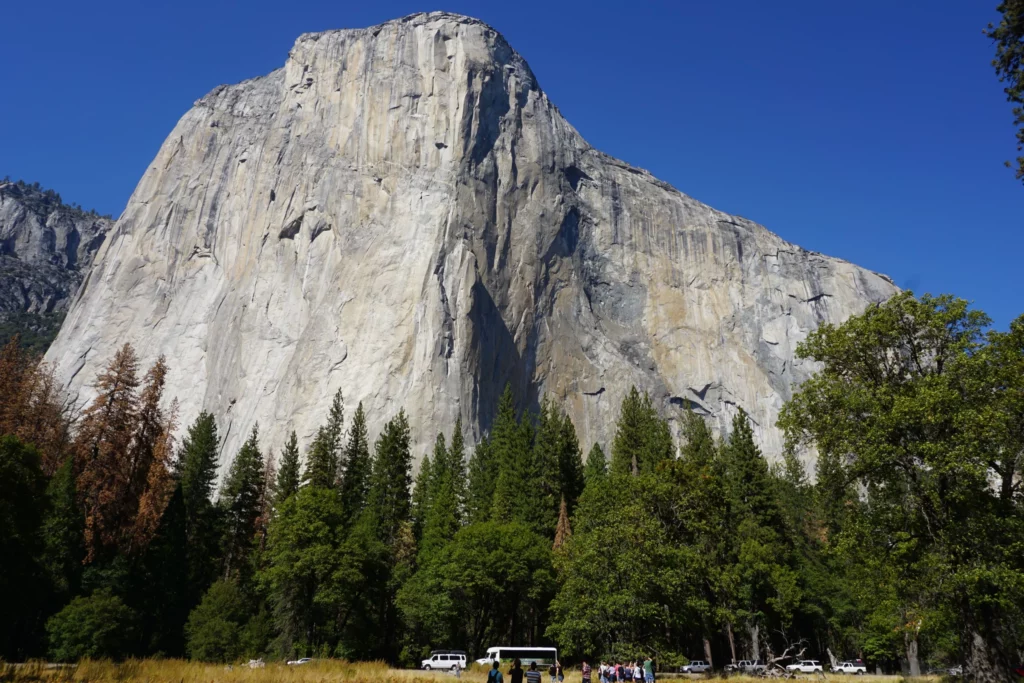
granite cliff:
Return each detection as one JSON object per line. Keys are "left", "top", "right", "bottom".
{"left": 0, "top": 180, "right": 112, "bottom": 351}
{"left": 44, "top": 12, "right": 897, "bottom": 470}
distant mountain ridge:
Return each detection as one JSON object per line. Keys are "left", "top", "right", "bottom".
{"left": 0, "top": 179, "right": 113, "bottom": 352}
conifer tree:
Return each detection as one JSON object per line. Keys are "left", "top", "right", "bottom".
{"left": 339, "top": 403, "right": 371, "bottom": 524}
{"left": 445, "top": 417, "right": 467, "bottom": 518}
{"left": 178, "top": 411, "right": 222, "bottom": 603}
{"left": 556, "top": 411, "right": 586, "bottom": 515}
{"left": 553, "top": 495, "right": 572, "bottom": 551}
{"left": 41, "top": 456, "right": 84, "bottom": 600}
{"left": 583, "top": 443, "right": 608, "bottom": 486}
{"left": 275, "top": 431, "right": 301, "bottom": 507}
{"left": 367, "top": 410, "right": 413, "bottom": 546}
{"left": 466, "top": 437, "right": 495, "bottom": 525}
{"left": 219, "top": 425, "right": 265, "bottom": 580}
{"left": 610, "top": 386, "right": 673, "bottom": 476}
{"left": 490, "top": 386, "right": 534, "bottom": 525}
{"left": 411, "top": 447, "right": 437, "bottom": 541}
{"left": 528, "top": 399, "right": 563, "bottom": 534}
{"left": 303, "top": 390, "right": 344, "bottom": 489}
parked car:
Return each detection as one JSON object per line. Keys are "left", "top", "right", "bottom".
{"left": 832, "top": 661, "right": 866, "bottom": 675}
{"left": 725, "top": 660, "right": 765, "bottom": 674}
{"left": 422, "top": 652, "right": 468, "bottom": 671}
{"left": 287, "top": 658, "right": 313, "bottom": 666}
{"left": 678, "top": 660, "right": 712, "bottom": 674}
{"left": 786, "top": 660, "right": 823, "bottom": 674}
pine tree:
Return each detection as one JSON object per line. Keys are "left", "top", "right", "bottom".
{"left": 219, "top": 425, "right": 265, "bottom": 580}
{"left": 178, "top": 411, "right": 222, "bottom": 605}
{"left": 553, "top": 495, "right": 572, "bottom": 551}
{"left": 610, "top": 386, "right": 673, "bottom": 476}
{"left": 367, "top": 410, "right": 413, "bottom": 546}
{"left": 41, "top": 456, "right": 84, "bottom": 601}
{"left": 528, "top": 399, "right": 562, "bottom": 534}
{"left": 466, "top": 437, "right": 495, "bottom": 525}
{"left": 556, "top": 411, "right": 586, "bottom": 515}
{"left": 339, "top": 403, "right": 371, "bottom": 525}
{"left": 275, "top": 431, "right": 301, "bottom": 507}
{"left": 303, "top": 389, "right": 344, "bottom": 489}
{"left": 490, "top": 386, "right": 534, "bottom": 525}
{"left": 74, "top": 347, "right": 175, "bottom": 561}
{"left": 411, "top": 446, "right": 437, "bottom": 541}
{"left": 445, "top": 417, "right": 468, "bottom": 519}
{"left": 583, "top": 443, "right": 607, "bottom": 486}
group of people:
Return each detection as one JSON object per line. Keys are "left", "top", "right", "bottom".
{"left": 586, "top": 659, "right": 654, "bottom": 683}
{"left": 487, "top": 657, "right": 654, "bottom": 683}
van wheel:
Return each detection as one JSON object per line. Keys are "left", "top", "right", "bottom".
{"left": 424, "top": 666, "right": 432, "bottom": 671}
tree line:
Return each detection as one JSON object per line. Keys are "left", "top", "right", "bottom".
{"left": 0, "top": 292, "right": 1021, "bottom": 680}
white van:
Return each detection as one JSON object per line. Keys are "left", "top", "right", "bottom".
{"left": 422, "top": 651, "right": 468, "bottom": 670}
{"left": 475, "top": 647, "right": 558, "bottom": 667}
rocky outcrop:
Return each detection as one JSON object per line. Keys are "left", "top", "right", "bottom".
{"left": 44, "top": 12, "right": 897, "bottom": 471}
{"left": 0, "top": 181, "right": 112, "bottom": 349}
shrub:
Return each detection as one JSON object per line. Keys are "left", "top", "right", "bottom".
{"left": 46, "top": 589, "right": 136, "bottom": 661}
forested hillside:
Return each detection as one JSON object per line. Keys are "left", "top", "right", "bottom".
{"left": 0, "top": 292, "right": 1021, "bottom": 680}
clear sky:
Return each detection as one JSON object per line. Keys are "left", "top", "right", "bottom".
{"left": 2, "top": 1, "right": 1020, "bottom": 327}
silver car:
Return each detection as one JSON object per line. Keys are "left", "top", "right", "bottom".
{"left": 680, "top": 660, "right": 711, "bottom": 674}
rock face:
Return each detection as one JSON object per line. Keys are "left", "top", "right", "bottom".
{"left": 45, "top": 12, "right": 897, "bottom": 471}
{"left": 0, "top": 181, "right": 112, "bottom": 348}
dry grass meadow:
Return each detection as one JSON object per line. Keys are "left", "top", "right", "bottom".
{"left": 0, "top": 660, "right": 938, "bottom": 683}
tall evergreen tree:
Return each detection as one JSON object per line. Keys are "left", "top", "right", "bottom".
{"left": 41, "top": 456, "right": 84, "bottom": 602}
{"left": 411, "top": 445, "right": 438, "bottom": 541}
{"left": 466, "top": 437, "right": 495, "bottom": 525}
{"left": 556, "top": 411, "right": 586, "bottom": 516}
{"left": 610, "top": 386, "right": 673, "bottom": 476}
{"left": 367, "top": 410, "right": 413, "bottom": 546}
{"left": 303, "top": 390, "right": 344, "bottom": 489}
{"left": 445, "top": 417, "right": 468, "bottom": 518}
{"left": 490, "top": 386, "right": 534, "bottom": 525}
{"left": 275, "top": 431, "right": 301, "bottom": 507}
{"left": 583, "top": 443, "right": 607, "bottom": 486}
{"left": 219, "top": 425, "right": 265, "bottom": 580}
{"left": 339, "top": 403, "right": 371, "bottom": 525}
{"left": 177, "top": 411, "right": 222, "bottom": 605}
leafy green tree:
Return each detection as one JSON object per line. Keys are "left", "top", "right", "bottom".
{"left": 779, "top": 292, "right": 1024, "bottom": 679}
{"left": 178, "top": 411, "right": 222, "bottom": 606}
{"left": 399, "top": 521, "right": 555, "bottom": 657}
{"left": 583, "top": 443, "right": 607, "bottom": 486}
{"left": 304, "top": 390, "right": 344, "bottom": 489}
{"left": 0, "top": 435, "right": 47, "bottom": 659}
{"left": 339, "top": 403, "right": 371, "bottom": 525}
{"left": 610, "top": 387, "right": 673, "bottom": 476}
{"left": 275, "top": 430, "right": 301, "bottom": 507}
{"left": 185, "top": 579, "right": 248, "bottom": 662}
{"left": 261, "top": 485, "right": 345, "bottom": 657}
{"left": 547, "top": 474, "right": 686, "bottom": 657}
{"left": 987, "top": 0, "right": 1024, "bottom": 182}
{"left": 47, "top": 589, "right": 137, "bottom": 661}
{"left": 219, "top": 425, "right": 265, "bottom": 580}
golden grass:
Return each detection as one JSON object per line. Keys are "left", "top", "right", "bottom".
{"left": 0, "top": 660, "right": 936, "bottom": 683}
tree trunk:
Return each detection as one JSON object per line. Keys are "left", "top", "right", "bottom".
{"left": 968, "top": 627, "right": 1013, "bottom": 683}
{"left": 826, "top": 648, "right": 839, "bottom": 671}
{"left": 703, "top": 637, "right": 714, "bottom": 670}
{"left": 726, "top": 623, "right": 737, "bottom": 664}
{"left": 747, "top": 622, "right": 761, "bottom": 662}
{"left": 905, "top": 633, "right": 921, "bottom": 677}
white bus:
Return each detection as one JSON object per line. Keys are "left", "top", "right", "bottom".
{"left": 475, "top": 647, "right": 559, "bottom": 668}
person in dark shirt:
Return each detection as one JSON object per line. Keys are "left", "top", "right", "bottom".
{"left": 509, "top": 658, "right": 524, "bottom": 683}
{"left": 526, "top": 661, "right": 542, "bottom": 683}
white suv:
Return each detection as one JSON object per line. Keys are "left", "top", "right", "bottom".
{"left": 787, "top": 660, "right": 823, "bottom": 674}
{"left": 422, "top": 652, "right": 467, "bottom": 671}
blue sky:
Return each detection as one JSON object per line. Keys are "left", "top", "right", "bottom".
{"left": 2, "top": 0, "right": 1020, "bottom": 327}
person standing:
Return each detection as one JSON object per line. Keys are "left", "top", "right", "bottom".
{"left": 643, "top": 657, "right": 654, "bottom": 683}
{"left": 632, "top": 661, "right": 642, "bottom": 683}
{"left": 557, "top": 662, "right": 564, "bottom": 683}
{"left": 510, "top": 659, "right": 524, "bottom": 683}
{"left": 549, "top": 662, "right": 558, "bottom": 683}
{"left": 489, "top": 661, "right": 505, "bottom": 683}
{"left": 582, "top": 660, "right": 592, "bottom": 683}
{"left": 526, "top": 662, "right": 542, "bottom": 683}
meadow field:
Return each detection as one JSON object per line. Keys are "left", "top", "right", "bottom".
{"left": 0, "top": 660, "right": 938, "bottom": 683}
